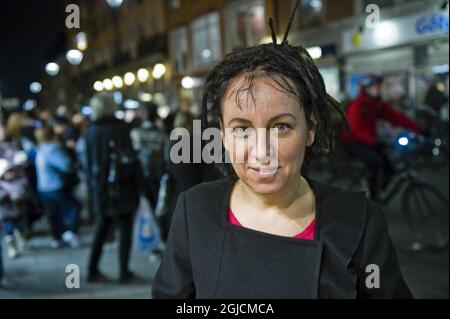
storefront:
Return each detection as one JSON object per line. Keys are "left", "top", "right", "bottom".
{"left": 341, "top": 8, "right": 449, "bottom": 118}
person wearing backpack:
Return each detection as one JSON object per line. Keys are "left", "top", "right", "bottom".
{"left": 83, "top": 93, "right": 140, "bottom": 283}
{"left": 131, "top": 102, "right": 168, "bottom": 210}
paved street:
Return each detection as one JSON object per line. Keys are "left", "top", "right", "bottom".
{"left": 1, "top": 166, "right": 448, "bottom": 299}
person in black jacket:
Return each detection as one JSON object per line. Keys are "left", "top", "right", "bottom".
{"left": 83, "top": 93, "right": 140, "bottom": 283}
{"left": 152, "top": 8, "right": 413, "bottom": 299}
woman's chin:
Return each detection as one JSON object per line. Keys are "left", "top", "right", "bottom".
{"left": 244, "top": 177, "right": 286, "bottom": 195}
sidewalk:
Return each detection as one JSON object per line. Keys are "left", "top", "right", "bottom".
{"left": 0, "top": 221, "right": 159, "bottom": 299}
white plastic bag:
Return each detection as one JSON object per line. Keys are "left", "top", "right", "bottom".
{"left": 133, "top": 196, "right": 165, "bottom": 253}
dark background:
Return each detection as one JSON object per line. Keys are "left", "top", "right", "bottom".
{"left": 0, "top": 0, "right": 65, "bottom": 100}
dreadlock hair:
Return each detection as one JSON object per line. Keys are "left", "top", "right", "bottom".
{"left": 201, "top": 1, "right": 346, "bottom": 177}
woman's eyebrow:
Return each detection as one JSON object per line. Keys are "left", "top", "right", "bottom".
{"left": 228, "top": 118, "right": 252, "bottom": 126}
{"left": 227, "top": 113, "right": 297, "bottom": 126}
{"left": 269, "top": 113, "right": 297, "bottom": 122}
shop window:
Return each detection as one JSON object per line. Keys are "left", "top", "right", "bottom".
{"left": 191, "top": 12, "right": 222, "bottom": 68}
{"left": 298, "top": 0, "right": 325, "bottom": 29}
{"left": 170, "top": 26, "right": 189, "bottom": 74}
{"left": 225, "top": 0, "right": 265, "bottom": 52}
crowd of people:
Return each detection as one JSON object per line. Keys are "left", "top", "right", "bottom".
{"left": 0, "top": 97, "right": 207, "bottom": 286}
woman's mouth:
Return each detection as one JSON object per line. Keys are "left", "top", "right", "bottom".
{"left": 249, "top": 166, "right": 280, "bottom": 179}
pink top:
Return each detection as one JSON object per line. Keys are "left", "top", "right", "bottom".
{"left": 228, "top": 208, "right": 315, "bottom": 240}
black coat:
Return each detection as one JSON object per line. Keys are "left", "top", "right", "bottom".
{"left": 152, "top": 175, "right": 413, "bottom": 299}
{"left": 83, "top": 116, "right": 139, "bottom": 217}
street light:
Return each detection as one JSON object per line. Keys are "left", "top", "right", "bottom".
{"left": 124, "top": 72, "right": 136, "bottom": 86}
{"left": 181, "top": 76, "right": 194, "bottom": 89}
{"left": 66, "top": 49, "right": 84, "bottom": 65}
{"left": 106, "top": 0, "right": 123, "bottom": 8}
{"left": 29, "top": 82, "right": 42, "bottom": 94}
{"left": 93, "top": 81, "right": 104, "bottom": 92}
{"left": 76, "top": 32, "right": 88, "bottom": 51}
{"left": 103, "top": 79, "right": 114, "bottom": 91}
{"left": 23, "top": 99, "right": 37, "bottom": 110}
{"left": 45, "top": 62, "right": 60, "bottom": 76}
{"left": 137, "top": 68, "right": 150, "bottom": 83}
{"left": 152, "top": 64, "right": 166, "bottom": 79}
{"left": 112, "top": 75, "right": 124, "bottom": 88}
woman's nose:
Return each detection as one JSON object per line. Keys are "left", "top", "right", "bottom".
{"left": 254, "top": 129, "right": 278, "bottom": 164}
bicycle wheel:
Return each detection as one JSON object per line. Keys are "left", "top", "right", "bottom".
{"left": 402, "top": 182, "right": 449, "bottom": 250}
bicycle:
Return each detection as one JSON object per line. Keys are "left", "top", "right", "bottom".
{"left": 311, "top": 133, "right": 449, "bottom": 252}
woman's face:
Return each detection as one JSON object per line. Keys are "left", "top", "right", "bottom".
{"left": 221, "top": 75, "right": 316, "bottom": 195}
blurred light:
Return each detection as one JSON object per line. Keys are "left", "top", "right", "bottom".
{"left": 373, "top": 21, "right": 398, "bottom": 46}
{"left": 103, "top": 79, "right": 114, "bottom": 91}
{"left": 260, "top": 35, "right": 282, "bottom": 44}
{"left": 138, "top": 92, "right": 153, "bottom": 102}
{"left": 398, "top": 137, "right": 409, "bottom": 146}
{"left": 106, "top": 0, "right": 123, "bottom": 8}
{"left": 137, "top": 68, "right": 150, "bottom": 83}
{"left": 306, "top": 46, "right": 322, "bottom": 59}
{"left": 157, "top": 105, "right": 171, "bottom": 119}
{"left": 66, "top": 49, "right": 84, "bottom": 65}
{"left": 76, "top": 32, "right": 88, "bottom": 51}
{"left": 112, "top": 75, "right": 124, "bottom": 88}
{"left": 29, "top": 82, "right": 42, "bottom": 94}
{"left": 113, "top": 91, "right": 123, "bottom": 105}
{"left": 310, "top": 0, "right": 323, "bottom": 12}
{"left": 124, "top": 99, "right": 140, "bottom": 109}
{"left": 124, "top": 72, "right": 136, "bottom": 86}
{"left": 115, "top": 110, "right": 125, "bottom": 119}
{"left": 81, "top": 106, "right": 92, "bottom": 116}
{"left": 202, "top": 49, "right": 212, "bottom": 60}
{"left": 23, "top": 99, "right": 37, "bottom": 110}
{"left": 93, "top": 81, "right": 104, "bottom": 92}
{"left": 437, "top": 83, "right": 446, "bottom": 92}
{"left": 152, "top": 63, "right": 166, "bottom": 79}
{"left": 434, "top": 138, "right": 442, "bottom": 147}
{"left": 153, "top": 93, "right": 165, "bottom": 105}
{"left": 432, "top": 64, "right": 449, "bottom": 74}
{"left": 433, "top": 147, "right": 440, "bottom": 156}
{"left": 45, "top": 62, "right": 60, "bottom": 76}
{"left": 12, "top": 151, "right": 27, "bottom": 166}
{"left": 181, "top": 76, "right": 194, "bottom": 89}
{"left": 124, "top": 110, "right": 135, "bottom": 123}
{"left": 0, "top": 159, "right": 9, "bottom": 177}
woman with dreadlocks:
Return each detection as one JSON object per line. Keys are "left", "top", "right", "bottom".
{"left": 152, "top": 2, "right": 412, "bottom": 299}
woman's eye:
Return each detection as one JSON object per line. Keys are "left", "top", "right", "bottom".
{"left": 233, "top": 127, "right": 252, "bottom": 137}
{"left": 273, "top": 123, "right": 290, "bottom": 133}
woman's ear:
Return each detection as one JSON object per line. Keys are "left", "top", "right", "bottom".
{"left": 307, "top": 116, "right": 317, "bottom": 147}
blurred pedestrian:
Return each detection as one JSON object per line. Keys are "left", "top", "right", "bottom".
{"left": 157, "top": 111, "right": 204, "bottom": 242}
{"left": 131, "top": 102, "right": 168, "bottom": 210}
{"left": 0, "top": 157, "right": 29, "bottom": 259}
{"left": 341, "top": 75, "right": 424, "bottom": 198}
{"left": 83, "top": 93, "right": 140, "bottom": 283}
{"left": 2, "top": 112, "right": 42, "bottom": 235}
{"left": 35, "top": 126, "right": 80, "bottom": 248}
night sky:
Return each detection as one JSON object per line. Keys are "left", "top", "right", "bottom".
{"left": 0, "top": 0, "right": 66, "bottom": 101}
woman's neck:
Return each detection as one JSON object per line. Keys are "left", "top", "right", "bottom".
{"left": 236, "top": 175, "right": 311, "bottom": 213}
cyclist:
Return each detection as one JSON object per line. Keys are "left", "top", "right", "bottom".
{"left": 341, "top": 75, "right": 424, "bottom": 198}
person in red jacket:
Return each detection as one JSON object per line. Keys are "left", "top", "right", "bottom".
{"left": 341, "top": 75, "right": 423, "bottom": 198}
